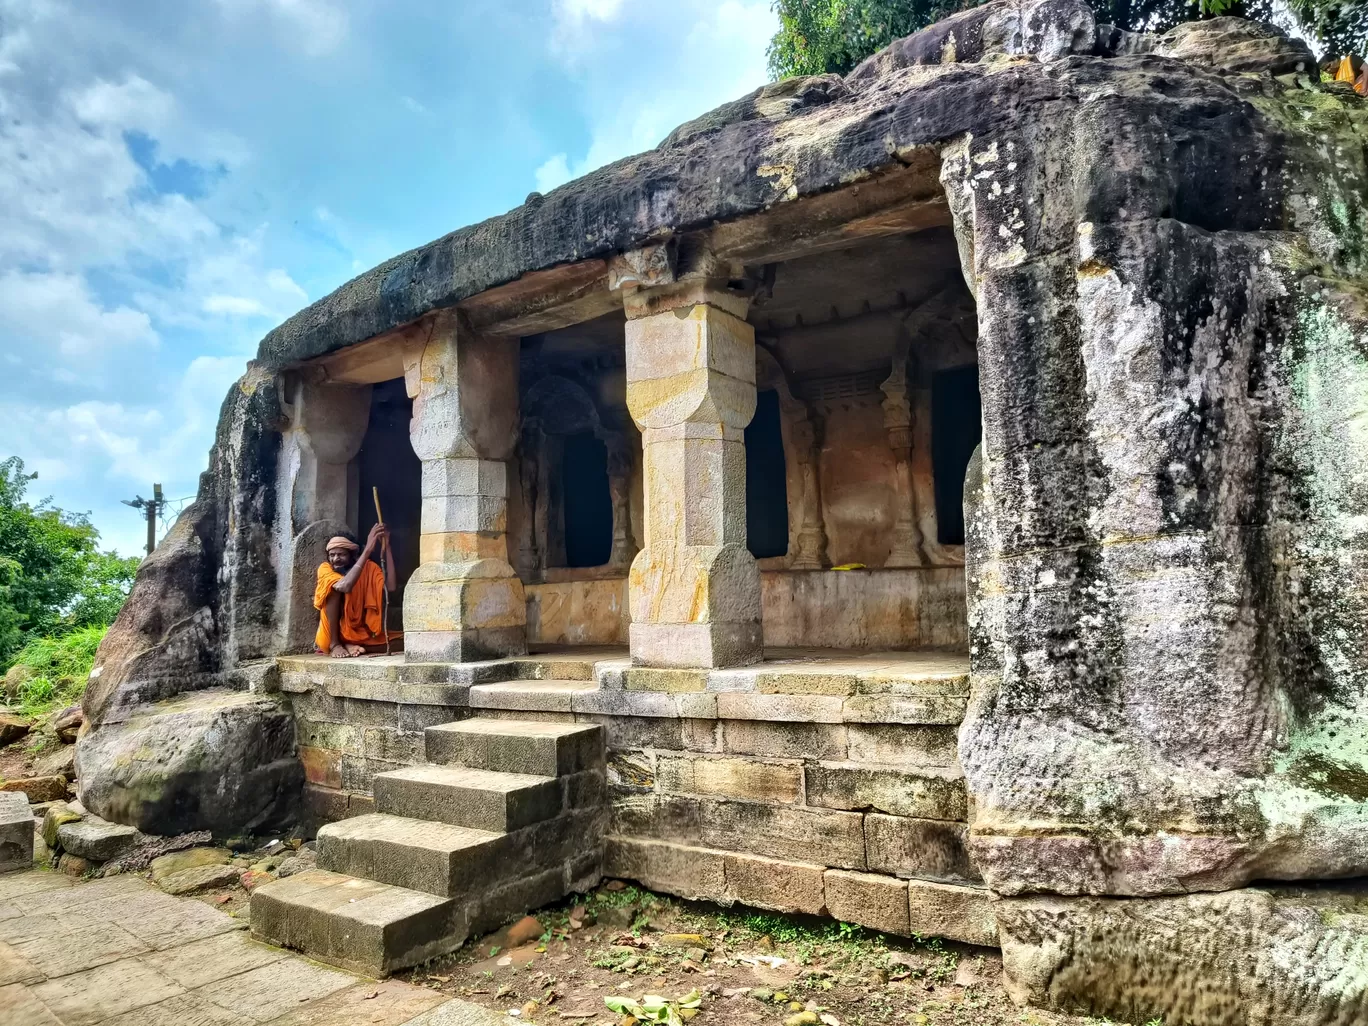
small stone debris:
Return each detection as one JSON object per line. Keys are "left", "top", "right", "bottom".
{"left": 52, "top": 705, "right": 83, "bottom": 744}
{"left": 0, "top": 713, "right": 31, "bottom": 747}
{"left": 149, "top": 846, "right": 233, "bottom": 883}
{"left": 159, "top": 862, "right": 242, "bottom": 895}
{"left": 239, "top": 868, "right": 275, "bottom": 891}
{"left": 0, "top": 775, "right": 68, "bottom": 803}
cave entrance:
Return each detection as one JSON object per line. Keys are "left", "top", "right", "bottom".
{"left": 355, "top": 377, "right": 421, "bottom": 631}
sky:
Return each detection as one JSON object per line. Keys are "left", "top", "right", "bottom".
{"left": 0, "top": 0, "right": 778, "bottom": 556}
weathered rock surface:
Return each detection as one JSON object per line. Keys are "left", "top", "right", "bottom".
{"left": 951, "top": 13, "right": 1368, "bottom": 897}
{"left": 998, "top": 885, "right": 1368, "bottom": 1025}
{"left": 1153, "top": 16, "right": 1316, "bottom": 75}
{"left": 76, "top": 689, "right": 301, "bottom": 836}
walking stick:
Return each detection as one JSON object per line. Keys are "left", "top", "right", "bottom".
{"left": 372, "top": 487, "right": 392, "bottom": 656}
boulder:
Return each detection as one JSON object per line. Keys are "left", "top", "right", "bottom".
{"left": 56, "top": 815, "right": 141, "bottom": 861}
{"left": 52, "top": 705, "right": 82, "bottom": 744}
{"left": 0, "top": 713, "right": 30, "bottom": 748}
{"left": 998, "top": 885, "right": 1368, "bottom": 1025}
{"left": 159, "top": 863, "right": 241, "bottom": 895}
{"left": 1153, "top": 16, "right": 1315, "bottom": 75}
{"left": 75, "top": 689, "right": 302, "bottom": 837}
{"left": 149, "top": 845, "right": 233, "bottom": 883}
{"left": 1, "top": 776, "right": 68, "bottom": 803}
{"left": 0, "top": 791, "right": 33, "bottom": 873}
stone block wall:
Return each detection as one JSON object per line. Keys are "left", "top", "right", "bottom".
{"left": 525, "top": 567, "right": 968, "bottom": 650}
{"left": 280, "top": 652, "right": 994, "bottom": 946}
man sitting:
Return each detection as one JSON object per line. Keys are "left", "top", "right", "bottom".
{"left": 314, "top": 524, "right": 402, "bottom": 657}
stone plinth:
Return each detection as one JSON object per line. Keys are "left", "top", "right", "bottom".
{"left": 624, "top": 285, "right": 761, "bottom": 668}
{"left": 0, "top": 791, "right": 33, "bottom": 873}
{"left": 403, "top": 320, "right": 527, "bottom": 662}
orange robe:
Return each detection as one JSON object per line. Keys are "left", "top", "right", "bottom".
{"left": 314, "top": 559, "right": 392, "bottom": 651}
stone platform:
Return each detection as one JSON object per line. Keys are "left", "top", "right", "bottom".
{"left": 275, "top": 645, "right": 992, "bottom": 952}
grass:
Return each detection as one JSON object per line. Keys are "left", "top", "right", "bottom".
{"left": 4, "top": 624, "right": 105, "bottom": 719}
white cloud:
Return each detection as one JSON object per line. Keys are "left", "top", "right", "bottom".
{"left": 214, "top": 0, "right": 349, "bottom": 57}
{"left": 534, "top": 153, "right": 572, "bottom": 194}
{"left": 0, "top": 0, "right": 311, "bottom": 553}
{"left": 555, "top": 0, "right": 627, "bottom": 22}
{"left": 0, "top": 271, "right": 157, "bottom": 361}
{"left": 538, "top": 0, "right": 776, "bottom": 190}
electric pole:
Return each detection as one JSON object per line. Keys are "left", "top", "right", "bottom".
{"left": 121, "top": 484, "right": 166, "bottom": 558}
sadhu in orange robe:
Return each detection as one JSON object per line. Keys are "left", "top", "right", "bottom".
{"left": 313, "top": 559, "right": 400, "bottom": 652}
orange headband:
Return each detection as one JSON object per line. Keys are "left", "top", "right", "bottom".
{"left": 325, "top": 536, "right": 360, "bottom": 553}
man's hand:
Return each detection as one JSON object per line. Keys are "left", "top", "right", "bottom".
{"left": 365, "top": 522, "right": 389, "bottom": 553}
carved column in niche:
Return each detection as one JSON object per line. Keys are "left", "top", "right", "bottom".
{"left": 606, "top": 438, "right": 638, "bottom": 570}
{"left": 880, "top": 351, "right": 925, "bottom": 568}
{"left": 787, "top": 404, "right": 827, "bottom": 570}
{"left": 912, "top": 379, "right": 964, "bottom": 567}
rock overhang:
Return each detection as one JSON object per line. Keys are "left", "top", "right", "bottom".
{"left": 252, "top": 4, "right": 1324, "bottom": 375}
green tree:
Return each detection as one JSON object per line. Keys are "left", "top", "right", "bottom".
{"left": 767, "top": 0, "right": 1366, "bottom": 80}
{"left": 0, "top": 457, "right": 139, "bottom": 667}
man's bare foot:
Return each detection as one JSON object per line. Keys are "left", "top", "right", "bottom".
{"left": 329, "top": 644, "right": 365, "bottom": 658}
{"left": 346, "top": 643, "right": 366, "bottom": 657}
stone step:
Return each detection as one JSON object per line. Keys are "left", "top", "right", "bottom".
{"left": 250, "top": 868, "right": 459, "bottom": 977}
{"left": 425, "top": 718, "right": 603, "bottom": 777}
{"left": 373, "top": 764, "right": 562, "bottom": 832}
{"left": 316, "top": 813, "right": 504, "bottom": 897}
{"left": 469, "top": 679, "right": 598, "bottom": 714}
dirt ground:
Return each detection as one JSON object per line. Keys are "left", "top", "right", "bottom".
{"left": 391, "top": 882, "right": 1114, "bottom": 1026}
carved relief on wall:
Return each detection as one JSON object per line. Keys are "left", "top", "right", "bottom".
{"left": 513, "top": 373, "right": 638, "bottom": 580}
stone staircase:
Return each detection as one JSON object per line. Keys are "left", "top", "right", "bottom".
{"left": 251, "top": 716, "right": 606, "bottom": 977}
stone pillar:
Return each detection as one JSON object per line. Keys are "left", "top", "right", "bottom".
{"left": 623, "top": 283, "right": 762, "bottom": 668}
{"left": 402, "top": 316, "right": 527, "bottom": 662}
{"left": 880, "top": 359, "right": 925, "bottom": 567}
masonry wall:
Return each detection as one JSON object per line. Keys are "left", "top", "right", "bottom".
{"left": 278, "top": 651, "right": 996, "bottom": 947}
{"left": 524, "top": 566, "right": 968, "bottom": 649}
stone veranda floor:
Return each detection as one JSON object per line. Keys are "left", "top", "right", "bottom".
{"left": 395, "top": 882, "right": 1109, "bottom": 1026}
{"left": 0, "top": 869, "right": 514, "bottom": 1026}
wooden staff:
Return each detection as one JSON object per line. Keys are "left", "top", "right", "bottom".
{"left": 373, "top": 486, "right": 391, "bottom": 656}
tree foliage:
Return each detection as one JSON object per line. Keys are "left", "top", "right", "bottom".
{"left": 0, "top": 457, "right": 139, "bottom": 668}
{"left": 767, "top": 0, "right": 1367, "bottom": 80}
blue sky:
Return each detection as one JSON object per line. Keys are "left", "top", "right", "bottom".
{"left": 0, "top": 0, "right": 777, "bottom": 555}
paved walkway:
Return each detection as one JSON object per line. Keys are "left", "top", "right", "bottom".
{"left": 0, "top": 869, "right": 511, "bottom": 1026}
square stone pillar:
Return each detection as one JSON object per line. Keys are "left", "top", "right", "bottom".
{"left": 624, "top": 283, "right": 762, "bottom": 668}
{"left": 403, "top": 316, "right": 527, "bottom": 662}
